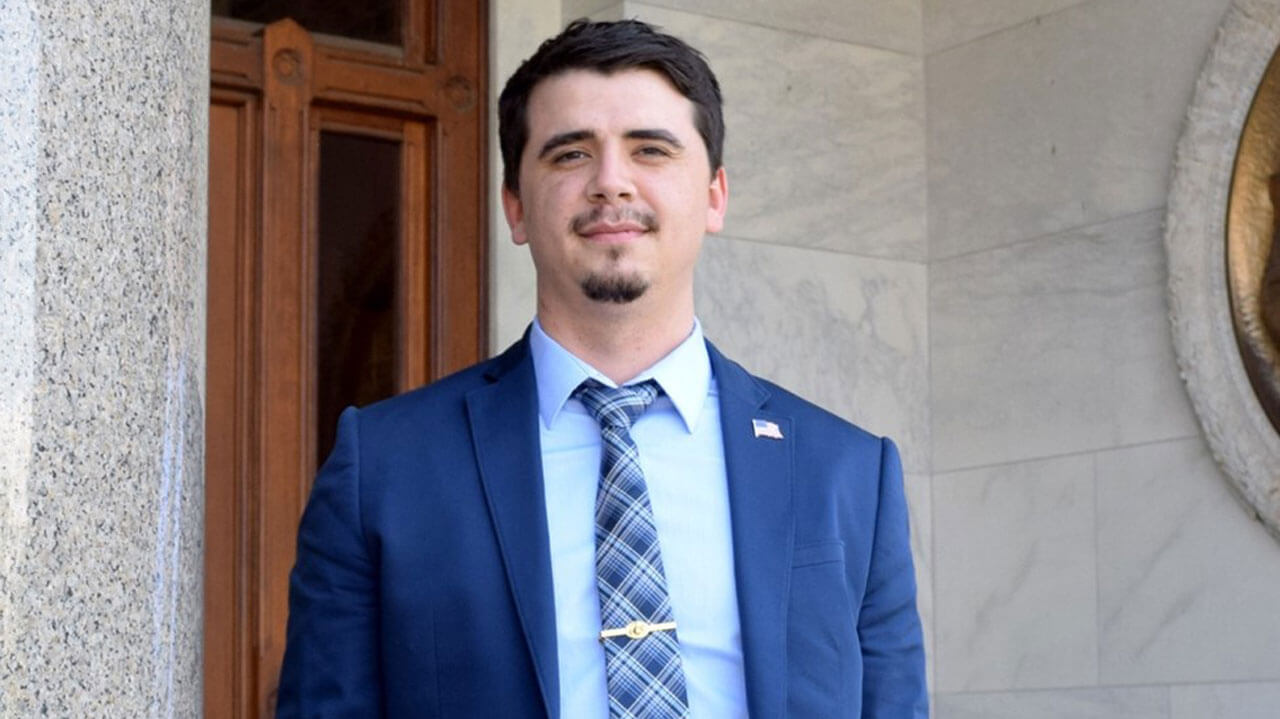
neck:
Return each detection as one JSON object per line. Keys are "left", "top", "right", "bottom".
{"left": 537, "top": 296, "right": 695, "bottom": 385}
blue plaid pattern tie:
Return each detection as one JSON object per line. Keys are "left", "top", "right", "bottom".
{"left": 574, "top": 379, "right": 689, "bottom": 719}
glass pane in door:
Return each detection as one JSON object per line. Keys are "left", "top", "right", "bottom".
{"left": 212, "top": 0, "right": 401, "bottom": 46}
{"left": 315, "top": 131, "right": 401, "bottom": 465}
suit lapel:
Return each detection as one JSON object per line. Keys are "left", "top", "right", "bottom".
{"left": 709, "top": 343, "right": 794, "bottom": 719}
{"left": 463, "top": 339, "right": 794, "bottom": 718}
{"left": 465, "top": 340, "right": 560, "bottom": 719}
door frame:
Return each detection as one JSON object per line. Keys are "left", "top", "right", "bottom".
{"left": 205, "top": 4, "right": 487, "bottom": 716}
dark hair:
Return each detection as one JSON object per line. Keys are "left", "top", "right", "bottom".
{"left": 498, "top": 19, "right": 724, "bottom": 192}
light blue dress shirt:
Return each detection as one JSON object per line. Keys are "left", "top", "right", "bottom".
{"left": 529, "top": 318, "right": 748, "bottom": 718}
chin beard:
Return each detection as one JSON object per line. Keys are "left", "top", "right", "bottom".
{"left": 580, "top": 273, "right": 649, "bottom": 304}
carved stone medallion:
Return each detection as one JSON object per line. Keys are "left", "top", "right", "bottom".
{"left": 1166, "top": 0, "right": 1280, "bottom": 541}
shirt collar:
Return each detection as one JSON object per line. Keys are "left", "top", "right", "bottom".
{"left": 528, "top": 317, "right": 711, "bottom": 433}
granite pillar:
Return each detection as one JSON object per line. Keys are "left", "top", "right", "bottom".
{"left": 0, "top": 0, "right": 208, "bottom": 715}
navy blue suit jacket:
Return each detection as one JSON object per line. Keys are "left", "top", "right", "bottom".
{"left": 277, "top": 338, "right": 928, "bottom": 718}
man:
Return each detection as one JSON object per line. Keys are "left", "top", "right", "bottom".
{"left": 277, "top": 19, "right": 927, "bottom": 719}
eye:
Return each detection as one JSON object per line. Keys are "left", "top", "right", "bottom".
{"left": 552, "top": 149, "right": 588, "bottom": 163}
{"left": 636, "top": 145, "right": 672, "bottom": 158}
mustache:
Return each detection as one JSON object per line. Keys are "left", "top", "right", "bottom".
{"left": 570, "top": 207, "right": 659, "bottom": 234}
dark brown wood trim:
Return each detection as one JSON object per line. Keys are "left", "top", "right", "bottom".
{"left": 205, "top": 87, "right": 261, "bottom": 719}
{"left": 432, "top": 0, "right": 487, "bottom": 376}
{"left": 212, "top": 19, "right": 264, "bottom": 90}
{"left": 402, "top": 119, "right": 432, "bottom": 389}
{"left": 256, "top": 20, "right": 314, "bottom": 715}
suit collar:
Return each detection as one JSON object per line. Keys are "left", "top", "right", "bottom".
{"left": 469, "top": 336, "right": 561, "bottom": 718}
{"left": 527, "top": 318, "right": 712, "bottom": 433}
{"left": 709, "top": 342, "right": 794, "bottom": 719}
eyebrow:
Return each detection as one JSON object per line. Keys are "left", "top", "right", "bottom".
{"left": 535, "top": 128, "right": 685, "bottom": 159}
{"left": 626, "top": 128, "right": 684, "bottom": 149}
{"left": 537, "top": 130, "right": 595, "bottom": 159}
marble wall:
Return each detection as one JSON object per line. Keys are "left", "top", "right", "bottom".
{"left": 0, "top": 0, "right": 208, "bottom": 716}
{"left": 928, "top": 0, "right": 1280, "bottom": 716}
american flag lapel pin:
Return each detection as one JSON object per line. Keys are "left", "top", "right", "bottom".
{"left": 752, "top": 418, "right": 784, "bottom": 440}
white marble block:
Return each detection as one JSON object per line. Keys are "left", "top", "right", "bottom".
{"left": 562, "top": 0, "right": 616, "bottom": 20}
{"left": 1171, "top": 682, "right": 1280, "bottom": 719}
{"left": 904, "top": 472, "right": 935, "bottom": 693}
{"left": 1097, "top": 439, "right": 1280, "bottom": 685}
{"left": 924, "top": 0, "right": 1093, "bottom": 54}
{"left": 935, "top": 686, "right": 1170, "bottom": 719}
{"left": 931, "top": 210, "right": 1198, "bottom": 472}
{"left": 933, "top": 454, "right": 1097, "bottom": 692}
{"left": 927, "top": 0, "right": 1231, "bottom": 259}
{"left": 631, "top": 0, "right": 922, "bottom": 55}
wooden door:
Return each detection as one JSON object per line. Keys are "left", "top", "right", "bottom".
{"left": 205, "top": 3, "right": 486, "bottom": 716}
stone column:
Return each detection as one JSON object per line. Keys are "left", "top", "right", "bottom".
{"left": 1, "top": 1, "right": 208, "bottom": 715}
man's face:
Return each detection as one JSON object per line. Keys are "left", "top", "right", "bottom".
{"left": 502, "top": 68, "right": 727, "bottom": 315}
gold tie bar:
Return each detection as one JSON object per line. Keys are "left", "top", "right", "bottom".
{"left": 598, "top": 620, "right": 677, "bottom": 642}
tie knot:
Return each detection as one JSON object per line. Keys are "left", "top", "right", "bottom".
{"left": 573, "top": 379, "right": 660, "bottom": 430}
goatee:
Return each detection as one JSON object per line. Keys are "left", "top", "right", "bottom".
{"left": 581, "top": 273, "right": 648, "bottom": 303}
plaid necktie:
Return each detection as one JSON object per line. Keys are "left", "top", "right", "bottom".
{"left": 574, "top": 379, "right": 689, "bottom": 719}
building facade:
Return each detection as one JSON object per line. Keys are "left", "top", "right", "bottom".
{"left": 2, "top": 0, "right": 1278, "bottom": 716}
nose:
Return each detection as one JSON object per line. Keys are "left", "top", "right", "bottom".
{"left": 586, "top": 146, "right": 634, "bottom": 203}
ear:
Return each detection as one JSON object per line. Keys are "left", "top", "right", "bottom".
{"left": 705, "top": 166, "right": 728, "bottom": 234}
{"left": 501, "top": 184, "right": 528, "bottom": 245}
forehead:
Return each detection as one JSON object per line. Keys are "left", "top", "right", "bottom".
{"left": 523, "top": 68, "right": 698, "bottom": 142}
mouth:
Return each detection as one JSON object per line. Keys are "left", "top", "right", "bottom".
{"left": 571, "top": 209, "right": 657, "bottom": 244}
{"left": 579, "top": 224, "right": 648, "bottom": 244}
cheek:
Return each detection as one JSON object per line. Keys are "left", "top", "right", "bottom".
{"left": 529, "top": 180, "right": 582, "bottom": 226}
{"left": 665, "top": 182, "right": 714, "bottom": 229}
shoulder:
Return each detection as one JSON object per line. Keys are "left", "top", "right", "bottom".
{"left": 709, "top": 341, "right": 887, "bottom": 456}
{"left": 760, "top": 375, "right": 885, "bottom": 453}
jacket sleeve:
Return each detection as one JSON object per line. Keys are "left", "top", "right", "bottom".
{"left": 276, "top": 406, "right": 383, "bottom": 718}
{"left": 857, "top": 437, "right": 929, "bottom": 718}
